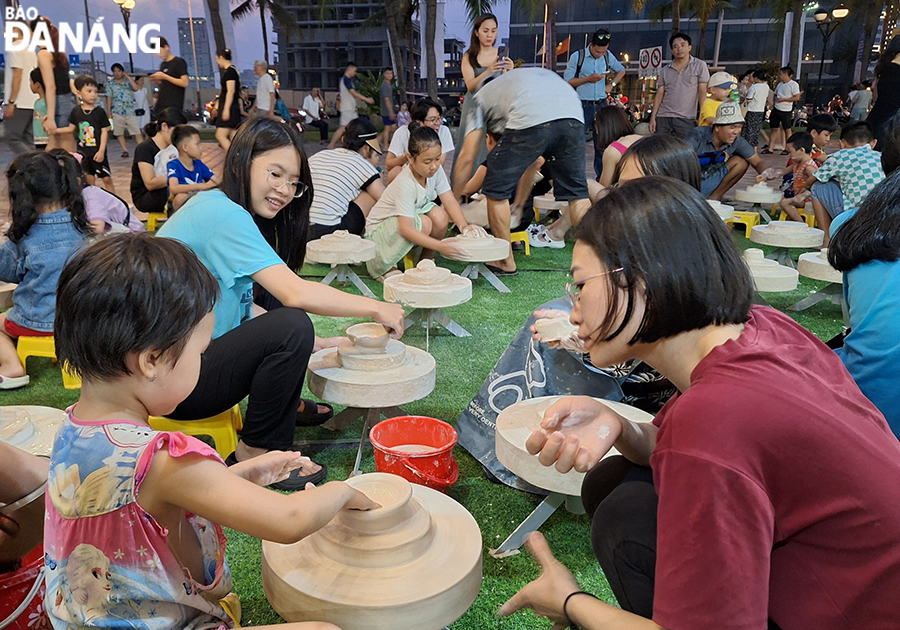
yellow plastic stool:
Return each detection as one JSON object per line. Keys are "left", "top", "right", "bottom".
{"left": 146, "top": 212, "right": 167, "bottom": 232}
{"left": 148, "top": 405, "right": 243, "bottom": 459}
{"left": 16, "top": 336, "right": 82, "bottom": 389}
{"left": 730, "top": 211, "right": 761, "bottom": 238}
{"left": 778, "top": 210, "right": 817, "bottom": 227}
{"left": 402, "top": 251, "right": 415, "bottom": 270}
{"left": 510, "top": 230, "right": 531, "bottom": 255}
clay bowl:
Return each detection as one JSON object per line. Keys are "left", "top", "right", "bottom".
{"left": 345, "top": 323, "right": 390, "bottom": 353}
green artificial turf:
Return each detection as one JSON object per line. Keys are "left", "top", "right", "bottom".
{"left": 14, "top": 220, "right": 844, "bottom": 629}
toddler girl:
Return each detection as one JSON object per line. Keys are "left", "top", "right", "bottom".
{"left": 46, "top": 234, "right": 377, "bottom": 630}
{"left": 365, "top": 125, "right": 485, "bottom": 280}
{"left": 0, "top": 151, "right": 90, "bottom": 389}
{"left": 396, "top": 102, "right": 411, "bottom": 127}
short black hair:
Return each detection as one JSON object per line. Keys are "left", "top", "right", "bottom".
{"left": 829, "top": 171, "right": 900, "bottom": 272}
{"left": 111, "top": 63, "right": 124, "bottom": 72}
{"left": 841, "top": 120, "right": 874, "bottom": 145}
{"left": 74, "top": 75, "right": 97, "bottom": 90}
{"left": 669, "top": 32, "right": 691, "bottom": 48}
{"left": 614, "top": 135, "right": 701, "bottom": 191}
{"left": 411, "top": 98, "right": 443, "bottom": 121}
{"left": 29, "top": 67, "right": 44, "bottom": 89}
{"left": 346, "top": 61, "right": 357, "bottom": 69}
{"left": 574, "top": 177, "right": 753, "bottom": 345}
{"left": 158, "top": 36, "right": 169, "bottom": 49}
{"left": 751, "top": 68, "right": 768, "bottom": 81}
{"left": 171, "top": 124, "right": 200, "bottom": 149}
{"left": 780, "top": 66, "right": 795, "bottom": 77}
{"left": 807, "top": 113, "right": 838, "bottom": 134}
{"left": 787, "top": 131, "right": 814, "bottom": 153}
{"left": 383, "top": 67, "right": 394, "bottom": 74}
{"left": 55, "top": 234, "right": 219, "bottom": 382}
{"left": 216, "top": 48, "right": 232, "bottom": 60}
{"left": 880, "top": 111, "right": 900, "bottom": 175}
{"left": 486, "top": 129, "right": 502, "bottom": 143}
{"left": 406, "top": 123, "right": 442, "bottom": 157}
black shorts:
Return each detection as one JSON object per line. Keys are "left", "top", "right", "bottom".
{"left": 770, "top": 108, "right": 793, "bottom": 130}
{"left": 79, "top": 151, "right": 112, "bottom": 179}
{"left": 482, "top": 119, "right": 589, "bottom": 202}
{"left": 309, "top": 201, "right": 366, "bottom": 240}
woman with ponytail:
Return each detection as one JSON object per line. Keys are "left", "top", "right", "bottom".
{"left": 129, "top": 107, "right": 188, "bottom": 216}
{"left": 0, "top": 151, "right": 90, "bottom": 389}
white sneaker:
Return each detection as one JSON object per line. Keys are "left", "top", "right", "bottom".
{"left": 529, "top": 228, "right": 565, "bottom": 249}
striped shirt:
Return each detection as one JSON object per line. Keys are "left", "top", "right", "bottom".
{"left": 308, "top": 148, "right": 380, "bottom": 226}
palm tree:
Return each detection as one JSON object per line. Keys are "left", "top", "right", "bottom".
{"left": 359, "top": 0, "right": 409, "bottom": 101}
{"left": 231, "top": 0, "right": 302, "bottom": 65}
{"left": 204, "top": 0, "right": 229, "bottom": 53}
{"left": 425, "top": 0, "right": 438, "bottom": 99}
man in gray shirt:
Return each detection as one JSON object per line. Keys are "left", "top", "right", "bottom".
{"left": 686, "top": 101, "right": 765, "bottom": 200}
{"left": 454, "top": 68, "right": 591, "bottom": 274}
{"left": 650, "top": 32, "right": 710, "bottom": 140}
{"left": 379, "top": 68, "right": 397, "bottom": 152}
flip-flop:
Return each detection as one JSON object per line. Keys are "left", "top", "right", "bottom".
{"left": 0, "top": 374, "right": 29, "bottom": 390}
{"left": 296, "top": 398, "right": 334, "bottom": 427}
{"left": 484, "top": 263, "right": 518, "bottom": 277}
{"left": 760, "top": 148, "right": 773, "bottom": 155}
{"left": 224, "top": 451, "right": 329, "bottom": 491}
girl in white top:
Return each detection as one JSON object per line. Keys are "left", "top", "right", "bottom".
{"left": 365, "top": 124, "right": 485, "bottom": 279}
{"left": 385, "top": 99, "right": 454, "bottom": 183}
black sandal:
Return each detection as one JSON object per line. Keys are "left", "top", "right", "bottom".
{"left": 760, "top": 148, "right": 773, "bottom": 154}
{"left": 296, "top": 398, "right": 334, "bottom": 427}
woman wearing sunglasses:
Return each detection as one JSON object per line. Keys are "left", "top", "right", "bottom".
{"left": 502, "top": 177, "right": 900, "bottom": 629}
{"left": 158, "top": 117, "right": 404, "bottom": 491}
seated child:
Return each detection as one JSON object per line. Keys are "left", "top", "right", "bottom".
{"left": 51, "top": 149, "right": 145, "bottom": 234}
{"left": 166, "top": 125, "right": 218, "bottom": 214}
{"left": 780, "top": 113, "right": 836, "bottom": 195}
{"left": 811, "top": 120, "right": 886, "bottom": 242}
{"left": 0, "top": 151, "right": 90, "bottom": 389}
{"left": 60, "top": 75, "right": 115, "bottom": 194}
{"left": 47, "top": 233, "right": 378, "bottom": 630}
{"left": 365, "top": 125, "right": 485, "bottom": 280}
{"left": 758, "top": 132, "right": 818, "bottom": 222}
{"left": 699, "top": 72, "right": 735, "bottom": 127}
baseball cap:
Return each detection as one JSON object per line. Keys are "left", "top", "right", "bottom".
{"left": 713, "top": 101, "right": 744, "bottom": 126}
{"left": 591, "top": 29, "right": 611, "bottom": 46}
{"left": 709, "top": 71, "right": 736, "bottom": 89}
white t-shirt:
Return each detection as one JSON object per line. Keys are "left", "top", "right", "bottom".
{"left": 366, "top": 164, "right": 451, "bottom": 232}
{"left": 303, "top": 94, "right": 322, "bottom": 123}
{"left": 387, "top": 125, "right": 454, "bottom": 157}
{"left": 745, "top": 82, "right": 770, "bottom": 113}
{"left": 4, "top": 48, "right": 37, "bottom": 109}
{"left": 308, "top": 148, "right": 380, "bottom": 226}
{"left": 153, "top": 145, "right": 178, "bottom": 178}
{"left": 774, "top": 79, "right": 800, "bottom": 112}
{"left": 255, "top": 73, "right": 275, "bottom": 113}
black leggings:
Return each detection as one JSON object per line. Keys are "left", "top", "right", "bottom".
{"left": 168, "top": 308, "right": 314, "bottom": 451}
{"left": 308, "top": 119, "right": 329, "bottom": 141}
{"left": 582, "top": 455, "right": 783, "bottom": 630}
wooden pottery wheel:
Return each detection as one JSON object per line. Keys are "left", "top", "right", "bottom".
{"left": 262, "top": 473, "right": 482, "bottom": 630}
{"left": 743, "top": 249, "right": 799, "bottom": 292}
{"left": 307, "top": 230, "right": 377, "bottom": 266}
{"left": 734, "top": 183, "right": 783, "bottom": 205}
{"left": 440, "top": 235, "right": 510, "bottom": 263}
{"left": 496, "top": 396, "right": 654, "bottom": 496}
{"left": 797, "top": 249, "right": 842, "bottom": 284}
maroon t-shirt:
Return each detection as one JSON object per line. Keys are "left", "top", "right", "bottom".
{"left": 650, "top": 306, "right": 900, "bottom": 630}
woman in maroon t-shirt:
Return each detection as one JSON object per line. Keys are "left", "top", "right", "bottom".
{"left": 499, "top": 177, "right": 900, "bottom": 630}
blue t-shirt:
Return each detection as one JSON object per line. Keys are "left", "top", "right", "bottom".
{"left": 831, "top": 209, "right": 900, "bottom": 438}
{"left": 157, "top": 190, "right": 282, "bottom": 339}
{"left": 167, "top": 158, "right": 214, "bottom": 213}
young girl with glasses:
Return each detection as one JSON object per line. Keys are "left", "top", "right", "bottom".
{"left": 157, "top": 117, "right": 405, "bottom": 492}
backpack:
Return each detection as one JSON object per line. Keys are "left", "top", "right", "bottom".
{"left": 575, "top": 48, "right": 612, "bottom": 79}
{"left": 274, "top": 98, "right": 291, "bottom": 122}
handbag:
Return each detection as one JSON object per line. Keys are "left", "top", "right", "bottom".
{"left": 134, "top": 108, "right": 146, "bottom": 116}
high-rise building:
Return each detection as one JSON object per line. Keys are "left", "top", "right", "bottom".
{"left": 178, "top": 18, "right": 216, "bottom": 89}
{"left": 273, "top": 1, "right": 421, "bottom": 92}
{"left": 443, "top": 38, "right": 466, "bottom": 91}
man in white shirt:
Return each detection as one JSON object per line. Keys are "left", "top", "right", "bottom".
{"left": 329, "top": 62, "right": 374, "bottom": 149}
{"left": 252, "top": 60, "right": 275, "bottom": 120}
{"left": 762, "top": 66, "right": 801, "bottom": 154}
{"left": 3, "top": 22, "right": 37, "bottom": 155}
{"left": 303, "top": 88, "right": 330, "bottom": 145}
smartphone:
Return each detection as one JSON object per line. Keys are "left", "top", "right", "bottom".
{"left": 498, "top": 45, "right": 507, "bottom": 60}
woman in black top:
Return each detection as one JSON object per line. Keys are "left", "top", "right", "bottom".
{"left": 214, "top": 48, "right": 242, "bottom": 152}
{"left": 30, "top": 17, "right": 76, "bottom": 152}
{"left": 868, "top": 35, "right": 900, "bottom": 149}
{"left": 130, "top": 108, "right": 188, "bottom": 215}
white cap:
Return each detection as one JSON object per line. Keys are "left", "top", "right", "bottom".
{"left": 713, "top": 101, "right": 745, "bottom": 126}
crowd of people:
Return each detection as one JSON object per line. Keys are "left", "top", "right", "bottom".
{"left": 1, "top": 9, "right": 900, "bottom": 630}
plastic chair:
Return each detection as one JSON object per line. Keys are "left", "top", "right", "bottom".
{"left": 730, "top": 211, "right": 761, "bottom": 238}
{"left": 146, "top": 213, "right": 167, "bottom": 232}
{"left": 16, "top": 336, "right": 82, "bottom": 389}
{"left": 148, "top": 405, "right": 243, "bottom": 459}
{"left": 510, "top": 230, "right": 531, "bottom": 255}
{"left": 402, "top": 251, "right": 415, "bottom": 270}
{"left": 778, "top": 210, "right": 817, "bottom": 227}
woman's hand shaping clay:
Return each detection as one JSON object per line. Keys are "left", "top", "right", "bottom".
{"left": 498, "top": 532, "right": 581, "bottom": 628}
{"left": 461, "top": 224, "right": 489, "bottom": 238}
{"left": 530, "top": 308, "right": 585, "bottom": 353}
{"left": 526, "top": 396, "right": 624, "bottom": 473}
{"left": 375, "top": 303, "right": 407, "bottom": 339}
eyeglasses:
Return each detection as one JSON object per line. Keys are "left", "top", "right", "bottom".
{"left": 266, "top": 169, "right": 308, "bottom": 199}
{"left": 424, "top": 116, "right": 442, "bottom": 124}
{"left": 566, "top": 268, "right": 624, "bottom": 306}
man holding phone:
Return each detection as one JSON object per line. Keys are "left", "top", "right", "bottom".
{"left": 564, "top": 29, "right": 626, "bottom": 180}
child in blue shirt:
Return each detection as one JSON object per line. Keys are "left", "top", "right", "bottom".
{"left": 166, "top": 125, "right": 218, "bottom": 214}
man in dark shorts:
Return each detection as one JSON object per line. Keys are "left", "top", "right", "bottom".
{"left": 762, "top": 66, "right": 801, "bottom": 154}
{"left": 379, "top": 68, "right": 397, "bottom": 150}
{"left": 454, "top": 67, "right": 591, "bottom": 275}
{"left": 149, "top": 37, "right": 189, "bottom": 118}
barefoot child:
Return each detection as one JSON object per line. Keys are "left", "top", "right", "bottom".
{"left": 0, "top": 151, "right": 90, "bottom": 389}
{"left": 60, "top": 75, "right": 115, "bottom": 194}
{"left": 758, "top": 132, "right": 818, "bottom": 222}
{"left": 47, "top": 234, "right": 378, "bottom": 630}
{"left": 166, "top": 125, "right": 218, "bottom": 214}
{"left": 365, "top": 125, "right": 486, "bottom": 280}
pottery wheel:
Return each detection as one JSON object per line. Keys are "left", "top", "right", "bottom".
{"left": 750, "top": 221, "right": 824, "bottom": 248}
{"left": 0, "top": 406, "right": 66, "bottom": 456}
{"left": 496, "top": 396, "right": 654, "bottom": 496}
{"left": 262, "top": 473, "right": 482, "bottom": 630}
{"left": 307, "top": 231, "right": 377, "bottom": 266}
{"left": 440, "top": 235, "right": 510, "bottom": 263}
{"left": 734, "top": 185, "right": 783, "bottom": 205}
{"left": 798, "top": 250, "right": 842, "bottom": 284}
{"left": 383, "top": 261, "right": 472, "bottom": 310}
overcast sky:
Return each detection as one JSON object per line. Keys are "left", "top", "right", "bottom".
{"left": 14, "top": 0, "right": 510, "bottom": 72}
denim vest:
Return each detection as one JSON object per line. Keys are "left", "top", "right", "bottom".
{"left": 0, "top": 209, "right": 87, "bottom": 331}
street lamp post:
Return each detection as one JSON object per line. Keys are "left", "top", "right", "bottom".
{"left": 112, "top": 0, "right": 137, "bottom": 73}
{"left": 812, "top": 4, "right": 849, "bottom": 110}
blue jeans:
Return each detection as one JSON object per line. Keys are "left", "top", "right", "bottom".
{"left": 582, "top": 100, "right": 607, "bottom": 181}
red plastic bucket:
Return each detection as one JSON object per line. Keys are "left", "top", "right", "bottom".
{"left": 370, "top": 416, "right": 459, "bottom": 491}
